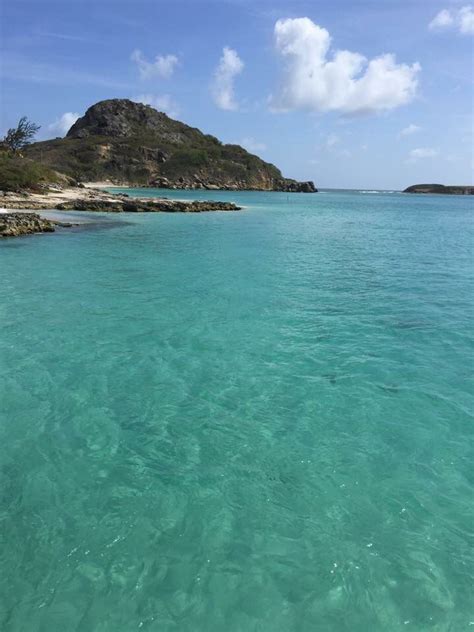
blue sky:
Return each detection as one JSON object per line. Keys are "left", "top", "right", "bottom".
{"left": 1, "top": 0, "right": 473, "bottom": 189}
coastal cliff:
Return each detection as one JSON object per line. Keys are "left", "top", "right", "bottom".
{"left": 404, "top": 184, "right": 474, "bottom": 195}
{"left": 26, "top": 99, "right": 317, "bottom": 193}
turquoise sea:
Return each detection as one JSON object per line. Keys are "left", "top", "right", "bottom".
{"left": 0, "top": 189, "right": 473, "bottom": 631}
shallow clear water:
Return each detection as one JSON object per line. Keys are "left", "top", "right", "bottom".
{"left": 0, "top": 189, "right": 473, "bottom": 631}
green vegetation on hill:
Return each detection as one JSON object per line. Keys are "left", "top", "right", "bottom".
{"left": 0, "top": 152, "right": 62, "bottom": 192}
{"left": 26, "top": 132, "right": 282, "bottom": 188}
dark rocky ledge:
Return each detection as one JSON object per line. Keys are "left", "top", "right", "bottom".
{"left": 55, "top": 198, "right": 241, "bottom": 213}
{"left": 0, "top": 213, "right": 58, "bottom": 237}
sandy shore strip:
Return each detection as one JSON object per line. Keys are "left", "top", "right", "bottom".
{"left": 0, "top": 185, "right": 131, "bottom": 211}
{"left": 83, "top": 181, "right": 124, "bottom": 189}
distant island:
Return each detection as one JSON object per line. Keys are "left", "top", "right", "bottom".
{"left": 23, "top": 99, "right": 317, "bottom": 193}
{"left": 404, "top": 184, "right": 474, "bottom": 195}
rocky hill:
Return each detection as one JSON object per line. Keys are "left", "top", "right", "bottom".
{"left": 26, "top": 99, "right": 317, "bottom": 192}
{"left": 404, "top": 184, "right": 474, "bottom": 195}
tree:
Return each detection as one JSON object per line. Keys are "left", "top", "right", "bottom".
{"left": 3, "top": 117, "right": 40, "bottom": 152}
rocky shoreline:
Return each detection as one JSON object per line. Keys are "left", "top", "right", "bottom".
{"left": 55, "top": 198, "right": 240, "bottom": 213}
{"left": 148, "top": 176, "right": 317, "bottom": 193}
{"left": 0, "top": 186, "right": 241, "bottom": 214}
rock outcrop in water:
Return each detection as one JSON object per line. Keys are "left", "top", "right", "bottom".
{"left": 55, "top": 198, "right": 240, "bottom": 213}
{"left": 276, "top": 180, "right": 317, "bottom": 193}
{"left": 25, "top": 99, "right": 317, "bottom": 193}
{"left": 404, "top": 184, "right": 474, "bottom": 195}
{"left": 0, "top": 212, "right": 56, "bottom": 237}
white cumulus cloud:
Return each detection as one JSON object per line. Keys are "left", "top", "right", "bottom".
{"left": 400, "top": 123, "right": 421, "bottom": 136}
{"left": 132, "top": 94, "right": 180, "bottom": 119}
{"left": 211, "top": 47, "right": 244, "bottom": 111}
{"left": 429, "top": 6, "right": 474, "bottom": 34}
{"left": 48, "top": 111, "right": 79, "bottom": 136}
{"left": 131, "top": 50, "right": 179, "bottom": 79}
{"left": 270, "top": 17, "right": 420, "bottom": 115}
{"left": 429, "top": 9, "right": 454, "bottom": 30}
{"left": 459, "top": 6, "right": 474, "bottom": 33}
{"left": 409, "top": 147, "right": 439, "bottom": 160}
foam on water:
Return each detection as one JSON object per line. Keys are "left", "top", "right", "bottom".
{"left": 0, "top": 189, "right": 473, "bottom": 631}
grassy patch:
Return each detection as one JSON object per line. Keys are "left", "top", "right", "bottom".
{"left": 0, "top": 152, "right": 61, "bottom": 192}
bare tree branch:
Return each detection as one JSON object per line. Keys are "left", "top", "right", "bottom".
{"left": 3, "top": 117, "right": 41, "bottom": 152}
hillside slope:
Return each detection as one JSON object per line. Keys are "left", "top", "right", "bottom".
{"left": 26, "top": 99, "right": 317, "bottom": 192}
{"left": 0, "top": 151, "right": 71, "bottom": 192}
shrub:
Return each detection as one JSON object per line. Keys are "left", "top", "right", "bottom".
{"left": 0, "top": 152, "right": 58, "bottom": 191}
